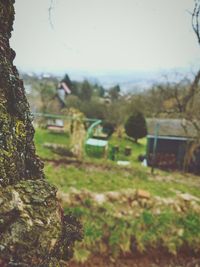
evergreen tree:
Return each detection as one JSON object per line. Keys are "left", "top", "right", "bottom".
{"left": 109, "top": 85, "right": 120, "bottom": 101}
{"left": 125, "top": 111, "right": 147, "bottom": 142}
{"left": 80, "top": 80, "right": 93, "bottom": 101}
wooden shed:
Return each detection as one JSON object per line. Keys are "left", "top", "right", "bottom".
{"left": 146, "top": 118, "right": 200, "bottom": 172}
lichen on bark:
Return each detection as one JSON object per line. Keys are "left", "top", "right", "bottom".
{"left": 0, "top": 1, "right": 82, "bottom": 266}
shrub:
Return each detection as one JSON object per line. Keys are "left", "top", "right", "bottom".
{"left": 125, "top": 111, "right": 147, "bottom": 142}
{"left": 102, "top": 121, "right": 115, "bottom": 138}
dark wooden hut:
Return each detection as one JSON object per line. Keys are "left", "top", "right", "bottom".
{"left": 146, "top": 118, "right": 200, "bottom": 172}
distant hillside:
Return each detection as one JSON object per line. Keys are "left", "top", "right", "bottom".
{"left": 20, "top": 67, "right": 193, "bottom": 94}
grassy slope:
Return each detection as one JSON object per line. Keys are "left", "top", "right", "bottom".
{"left": 109, "top": 135, "right": 147, "bottom": 162}
{"left": 34, "top": 128, "right": 71, "bottom": 159}
{"left": 45, "top": 163, "right": 200, "bottom": 198}
{"left": 35, "top": 129, "right": 200, "bottom": 198}
{"left": 34, "top": 128, "right": 200, "bottom": 262}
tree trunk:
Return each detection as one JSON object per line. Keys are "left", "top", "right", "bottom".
{"left": 0, "top": 1, "right": 82, "bottom": 266}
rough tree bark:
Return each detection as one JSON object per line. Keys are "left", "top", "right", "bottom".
{"left": 0, "top": 1, "right": 82, "bottom": 266}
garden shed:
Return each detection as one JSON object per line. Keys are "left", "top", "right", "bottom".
{"left": 84, "top": 120, "right": 109, "bottom": 158}
{"left": 146, "top": 118, "right": 200, "bottom": 172}
{"left": 85, "top": 138, "right": 108, "bottom": 158}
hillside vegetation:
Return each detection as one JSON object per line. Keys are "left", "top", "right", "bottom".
{"left": 34, "top": 129, "right": 200, "bottom": 266}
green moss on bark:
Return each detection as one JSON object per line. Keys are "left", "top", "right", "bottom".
{"left": 0, "top": 0, "right": 44, "bottom": 186}
{"left": 0, "top": 180, "right": 83, "bottom": 266}
{"left": 0, "top": 1, "right": 82, "bottom": 266}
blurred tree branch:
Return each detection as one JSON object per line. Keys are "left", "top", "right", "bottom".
{"left": 192, "top": 0, "right": 200, "bottom": 45}
{"left": 48, "top": 0, "right": 55, "bottom": 29}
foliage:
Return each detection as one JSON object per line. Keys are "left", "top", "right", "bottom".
{"left": 64, "top": 204, "right": 200, "bottom": 262}
{"left": 69, "top": 109, "right": 86, "bottom": 159}
{"left": 80, "top": 80, "right": 93, "bottom": 101}
{"left": 34, "top": 129, "right": 200, "bottom": 198}
{"left": 125, "top": 111, "right": 147, "bottom": 142}
{"left": 94, "top": 84, "right": 105, "bottom": 97}
{"left": 102, "top": 121, "right": 115, "bottom": 137}
{"left": 66, "top": 95, "right": 82, "bottom": 109}
{"left": 33, "top": 128, "right": 200, "bottom": 263}
{"left": 105, "top": 99, "right": 128, "bottom": 126}
{"left": 25, "top": 77, "right": 57, "bottom": 113}
{"left": 109, "top": 85, "right": 121, "bottom": 101}
{"left": 80, "top": 99, "right": 106, "bottom": 120}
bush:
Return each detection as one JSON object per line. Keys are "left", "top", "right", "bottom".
{"left": 125, "top": 111, "right": 147, "bottom": 142}
{"left": 102, "top": 121, "right": 115, "bottom": 138}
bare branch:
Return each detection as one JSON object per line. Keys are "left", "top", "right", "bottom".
{"left": 48, "top": 0, "right": 55, "bottom": 29}
{"left": 192, "top": 0, "right": 200, "bottom": 45}
{"left": 182, "top": 69, "right": 200, "bottom": 111}
{"left": 173, "top": 86, "right": 183, "bottom": 113}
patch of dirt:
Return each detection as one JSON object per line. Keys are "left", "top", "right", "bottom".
{"left": 151, "top": 174, "right": 200, "bottom": 188}
{"left": 43, "top": 157, "right": 200, "bottom": 189}
{"left": 42, "top": 157, "right": 133, "bottom": 174}
{"left": 43, "top": 157, "right": 82, "bottom": 167}
{"left": 68, "top": 250, "right": 200, "bottom": 267}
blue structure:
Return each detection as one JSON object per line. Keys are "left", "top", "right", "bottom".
{"left": 146, "top": 118, "right": 199, "bottom": 172}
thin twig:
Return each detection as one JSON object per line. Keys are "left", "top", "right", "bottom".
{"left": 48, "top": 0, "right": 55, "bottom": 29}
{"left": 192, "top": 0, "right": 200, "bottom": 45}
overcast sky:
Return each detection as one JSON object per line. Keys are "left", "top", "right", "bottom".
{"left": 11, "top": 0, "right": 200, "bottom": 74}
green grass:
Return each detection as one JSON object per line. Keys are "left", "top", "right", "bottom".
{"left": 45, "top": 163, "right": 200, "bottom": 198}
{"left": 66, "top": 204, "right": 200, "bottom": 261}
{"left": 34, "top": 128, "right": 70, "bottom": 159}
{"left": 109, "top": 135, "right": 146, "bottom": 163}
{"left": 34, "top": 128, "right": 146, "bottom": 163}
{"left": 34, "top": 128, "right": 200, "bottom": 198}
{"left": 34, "top": 127, "right": 200, "bottom": 262}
